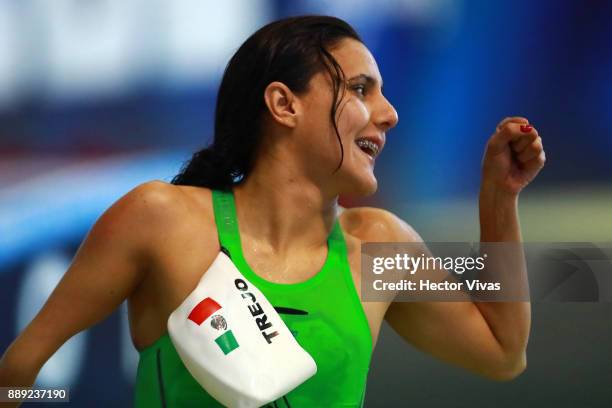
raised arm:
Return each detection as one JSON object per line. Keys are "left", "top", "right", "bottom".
{"left": 385, "top": 117, "right": 544, "bottom": 380}
{"left": 0, "top": 181, "right": 177, "bottom": 391}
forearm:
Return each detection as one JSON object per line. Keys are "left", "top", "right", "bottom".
{"left": 479, "top": 182, "right": 521, "bottom": 242}
{"left": 0, "top": 350, "right": 37, "bottom": 407}
{"left": 0, "top": 330, "right": 46, "bottom": 389}
{"left": 475, "top": 183, "right": 531, "bottom": 362}
{"left": 0, "top": 364, "right": 32, "bottom": 408}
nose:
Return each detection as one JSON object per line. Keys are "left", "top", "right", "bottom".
{"left": 374, "top": 95, "right": 399, "bottom": 132}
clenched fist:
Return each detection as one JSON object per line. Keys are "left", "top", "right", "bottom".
{"left": 482, "top": 117, "right": 546, "bottom": 195}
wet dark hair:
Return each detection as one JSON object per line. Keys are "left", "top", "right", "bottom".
{"left": 172, "top": 15, "right": 362, "bottom": 189}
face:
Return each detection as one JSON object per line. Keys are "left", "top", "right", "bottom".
{"left": 296, "top": 38, "right": 399, "bottom": 196}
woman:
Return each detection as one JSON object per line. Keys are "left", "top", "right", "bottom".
{"left": 0, "top": 15, "right": 544, "bottom": 407}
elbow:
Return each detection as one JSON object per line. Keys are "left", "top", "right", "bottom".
{"left": 484, "top": 352, "right": 527, "bottom": 382}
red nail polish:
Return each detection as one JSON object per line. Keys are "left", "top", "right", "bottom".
{"left": 520, "top": 125, "right": 533, "bottom": 133}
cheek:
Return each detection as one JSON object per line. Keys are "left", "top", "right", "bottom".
{"left": 336, "top": 99, "right": 370, "bottom": 138}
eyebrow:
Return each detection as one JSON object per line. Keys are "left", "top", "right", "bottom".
{"left": 347, "top": 74, "right": 384, "bottom": 91}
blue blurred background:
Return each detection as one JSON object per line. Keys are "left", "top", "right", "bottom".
{"left": 1, "top": 1, "right": 610, "bottom": 406}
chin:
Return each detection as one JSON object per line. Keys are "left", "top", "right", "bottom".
{"left": 339, "top": 171, "right": 378, "bottom": 197}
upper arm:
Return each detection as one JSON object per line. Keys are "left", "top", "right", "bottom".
{"left": 365, "top": 209, "right": 514, "bottom": 380}
{"left": 1, "top": 180, "right": 180, "bottom": 376}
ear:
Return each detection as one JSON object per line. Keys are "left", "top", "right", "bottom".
{"left": 263, "top": 81, "right": 299, "bottom": 128}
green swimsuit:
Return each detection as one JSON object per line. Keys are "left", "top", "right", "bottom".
{"left": 134, "top": 190, "right": 373, "bottom": 407}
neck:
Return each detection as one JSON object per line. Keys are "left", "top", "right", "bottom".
{"left": 233, "top": 160, "right": 339, "bottom": 255}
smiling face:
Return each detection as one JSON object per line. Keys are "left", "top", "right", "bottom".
{"left": 294, "top": 38, "right": 399, "bottom": 196}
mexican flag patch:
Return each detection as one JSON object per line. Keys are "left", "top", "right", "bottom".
{"left": 187, "top": 297, "right": 240, "bottom": 355}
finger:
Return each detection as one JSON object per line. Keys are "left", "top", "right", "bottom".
{"left": 488, "top": 122, "right": 536, "bottom": 155}
{"left": 517, "top": 139, "right": 544, "bottom": 162}
{"left": 499, "top": 122, "right": 530, "bottom": 144}
{"left": 487, "top": 123, "right": 523, "bottom": 154}
{"left": 521, "top": 150, "right": 546, "bottom": 170}
{"left": 496, "top": 116, "right": 529, "bottom": 131}
{"left": 512, "top": 133, "right": 540, "bottom": 153}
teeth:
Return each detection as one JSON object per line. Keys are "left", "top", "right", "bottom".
{"left": 356, "top": 139, "right": 379, "bottom": 157}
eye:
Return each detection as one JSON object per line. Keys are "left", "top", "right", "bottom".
{"left": 351, "top": 84, "right": 367, "bottom": 97}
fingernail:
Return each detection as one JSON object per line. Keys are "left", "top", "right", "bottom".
{"left": 520, "top": 125, "right": 533, "bottom": 133}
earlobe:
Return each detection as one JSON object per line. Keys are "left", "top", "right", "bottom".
{"left": 263, "top": 81, "right": 298, "bottom": 128}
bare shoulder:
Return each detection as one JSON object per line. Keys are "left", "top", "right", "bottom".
{"left": 339, "top": 206, "right": 422, "bottom": 243}
{"left": 114, "top": 180, "right": 201, "bottom": 216}
{"left": 112, "top": 180, "right": 213, "bottom": 220}
{"left": 98, "top": 180, "right": 216, "bottom": 252}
